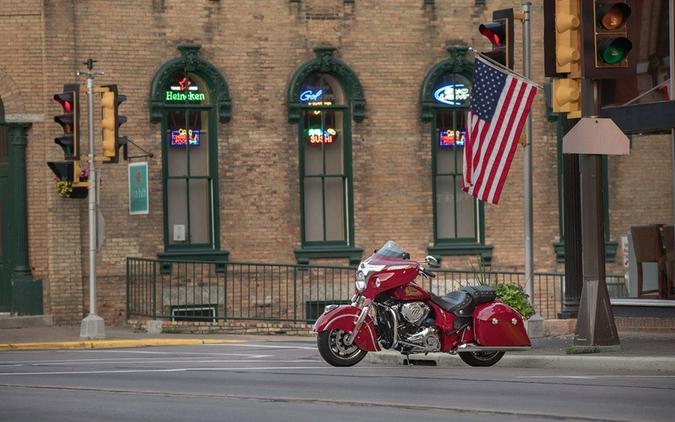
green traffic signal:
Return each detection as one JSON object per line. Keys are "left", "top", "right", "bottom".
{"left": 598, "top": 37, "right": 632, "bottom": 65}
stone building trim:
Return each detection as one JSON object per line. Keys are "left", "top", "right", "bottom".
{"left": 149, "top": 43, "right": 231, "bottom": 124}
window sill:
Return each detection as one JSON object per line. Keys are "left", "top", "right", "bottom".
{"left": 427, "top": 243, "right": 493, "bottom": 266}
{"left": 553, "top": 240, "right": 617, "bottom": 263}
{"left": 294, "top": 245, "right": 363, "bottom": 266}
{"left": 157, "top": 249, "right": 230, "bottom": 273}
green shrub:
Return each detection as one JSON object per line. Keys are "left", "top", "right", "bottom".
{"left": 490, "top": 283, "right": 535, "bottom": 319}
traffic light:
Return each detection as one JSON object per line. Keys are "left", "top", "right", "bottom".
{"left": 552, "top": 78, "right": 581, "bottom": 118}
{"left": 554, "top": 0, "right": 581, "bottom": 76}
{"left": 100, "top": 84, "right": 128, "bottom": 163}
{"left": 581, "top": 0, "right": 641, "bottom": 79}
{"left": 53, "top": 84, "right": 80, "bottom": 160}
{"left": 544, "top": 0, "right": 582, "bottom": 118}
{"left": 478, "top": 8, "right": 514, "bottom": 70}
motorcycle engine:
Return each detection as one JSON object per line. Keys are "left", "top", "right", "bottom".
{"left": 400, "top": 302, "right": 430, "bottom": 324}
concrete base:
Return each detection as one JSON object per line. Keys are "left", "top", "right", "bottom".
{"left": 526, "top": 314, "right": 545, "bottom": 338}
{"left": 0, "top": 315, "right": 53, "bottom": 329}
{"left": 146, "top": 320, "right": 163, "bottom": 335}
{"left": 80, "top": 314, "right": 106, "bottom": 339}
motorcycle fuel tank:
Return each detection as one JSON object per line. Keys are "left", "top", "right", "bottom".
{"left": 472, "top": 302, "right": 531, "bottom": 347}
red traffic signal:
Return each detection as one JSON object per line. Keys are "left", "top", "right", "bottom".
{"left": 478, "top": 9, "right": 514, "bottom": 70}
{"left": 52, "top": 84, "right": 80, "bottom": 161}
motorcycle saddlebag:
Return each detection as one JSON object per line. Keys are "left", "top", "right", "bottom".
{"left": 472, "top": 302, "right": 531, "bottom": 347}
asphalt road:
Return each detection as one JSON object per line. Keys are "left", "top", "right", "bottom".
{"left": 0, "top": 340, "right": 674, "bottom": 422}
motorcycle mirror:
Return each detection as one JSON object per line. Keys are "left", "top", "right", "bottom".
{"left": 425, "top": 255, "right": 440, "bottom": 268}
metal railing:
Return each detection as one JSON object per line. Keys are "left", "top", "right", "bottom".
{"left": 126, "top": 257, "right": 627, "bottom": 322}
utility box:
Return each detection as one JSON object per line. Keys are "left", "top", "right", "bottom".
{"left": 11, "top": 277, "right": 43, "bottom": 315}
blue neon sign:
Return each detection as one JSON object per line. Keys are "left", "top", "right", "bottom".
{"left": 299, "top": 89, "right": 323, "bottom": 102}
{"left": 434, "top": 84, "right": 470, "bottom": 106}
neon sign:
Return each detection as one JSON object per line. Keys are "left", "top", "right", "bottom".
{"left": 165, "top": 76, "right": 206, "bottom": 102}
{"left": 170, "top": 129, "right": 201, "bottom": 146}
{"left": 434, "top": 84, "right": 470, "bottom": 106}
{"left": 300, "top": 89, "right": 323, "bottom": 102}
{"left": 439, "top": 129, "right": 465, "bottom": 147}
{"left": 300, "top": 88, "right": 333, "bottom": 109}
{"left": 306, "top": 128, "right": 336, "bottom": 145}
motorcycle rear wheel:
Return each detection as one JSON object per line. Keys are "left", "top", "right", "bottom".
{"left": 317, "top": 329, "right": 367, "bottom": 367}
{"left": 458, "top": 351, "right": 505, "bottom": 367}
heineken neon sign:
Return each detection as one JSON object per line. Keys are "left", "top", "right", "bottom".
{"left": 165, "top": 76, "right": 206, "bottom": 103}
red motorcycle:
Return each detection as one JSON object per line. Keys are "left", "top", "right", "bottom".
{"left": 314, "top": 241, "right": 531, "bottom": 367}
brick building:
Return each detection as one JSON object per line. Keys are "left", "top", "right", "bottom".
{"left": 0, "top": 0, "right": 671, "bottom": 325}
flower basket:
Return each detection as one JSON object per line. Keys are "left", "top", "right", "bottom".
{"left": 53, "top": 165, "right": 89, "bottom": 199}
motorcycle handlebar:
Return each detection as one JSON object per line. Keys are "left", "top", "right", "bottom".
{"left": 420, "top": 267, "right": 436, "bottom": 278}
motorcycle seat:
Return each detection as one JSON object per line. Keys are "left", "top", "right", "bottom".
{"left": 430, "top": 286, "right": 497, "bottom": 317}
{"left": 430, "top": 291, "right": 473, "bottom": 315}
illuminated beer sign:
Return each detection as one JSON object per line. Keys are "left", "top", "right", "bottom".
{"left": 439, "top": 129, "right": 465, "bottom": 147}
{"left": 165, "top": 76, "right": 206, "bottom": 103}
{"left": 170, "top": 128, "right": 201, "bottom": 146}
{"left": 299, "top": 88, "right": 333, "bottom": 107}
{"left": 306, "top": 127, "right": 336, "bottom": 145}
{"left": 434, "top": 83, "right": 470, "bottom": 106}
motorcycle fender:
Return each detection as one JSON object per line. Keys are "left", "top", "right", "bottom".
{"left": 313, "top": 305, "right": 381, "bottom": 352}
{"left": 472, "top": 302, "right": 531, "bottom": 347}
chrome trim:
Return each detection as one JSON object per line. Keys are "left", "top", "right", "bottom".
{"left": 456, "top": 343, "right": 532, "bottom": 352}
{"left": 387, "top": 306, "right": 399, "bottom": 349}
{"left": 324, "top": 304, "right": 340, "bottom": 314}
{"left": 345, "top": 304, "right": 370, "bottom": 345}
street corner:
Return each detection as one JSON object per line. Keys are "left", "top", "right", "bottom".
{"left": 0, "top": 338, "right": 247, "bottom": 351}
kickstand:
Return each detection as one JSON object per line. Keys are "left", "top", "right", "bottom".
{"left": 403, "top": 354, "right": 412, "bottom": 366}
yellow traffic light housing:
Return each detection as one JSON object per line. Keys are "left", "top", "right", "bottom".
{"left": 553, "top": 78, "right": 581, "bottom": 119}
{"left": 99, "top": 84, "right": 128, "bottom": 163}
{"left": 554, "top": 0, "right": 581, "bottom": 76}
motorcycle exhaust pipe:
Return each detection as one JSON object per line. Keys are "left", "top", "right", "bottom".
{"left": 456, "top": 343, "right": 532, "bottom": 353}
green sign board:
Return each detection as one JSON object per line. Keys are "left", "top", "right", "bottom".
{"left": 128, "top": 162, "right": 149, "bottom": 215}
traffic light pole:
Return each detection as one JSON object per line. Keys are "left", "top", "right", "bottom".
{"left": 78, "top": 59, "right": 106, "bottom": 339}
{"left": 574, "top": 79, "right": 619, "bottom": 347}
{"left": 521, "top": 1, "right": 543, "bottom": 335}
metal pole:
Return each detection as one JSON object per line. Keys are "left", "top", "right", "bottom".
{"left": 670, "top": 0, "right": 675, "bottom": 253}
{"left": 522, "top": 1, "right": 543, "bottom": 336}
{"left": 522, "top": 1, "right": 534, "bottom": 303}
{"left": 79, "top": 59, "right": 105, "bottom": 339}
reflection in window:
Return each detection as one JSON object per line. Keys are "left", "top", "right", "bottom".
{"left": 299, "top": 73, "right": 349, "bottom": 244}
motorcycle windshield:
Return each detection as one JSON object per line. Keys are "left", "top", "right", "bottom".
{"left": 374, "top": 240, "right": 409, "bottom": 259}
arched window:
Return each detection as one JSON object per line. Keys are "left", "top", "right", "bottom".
{"left": 150, "top": 44, "right": 231, "bottom": 261}
{"left": 288, "top": 46, "right": 365, "bottom": 265}
{"left": 421, "top": 47, "right": 492, "bottom": 264}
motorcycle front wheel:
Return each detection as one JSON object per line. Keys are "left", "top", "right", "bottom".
{"left": 458, "top": 351, "right": 505, "bottom": 367}
{"left": 317, "top": 329, "right": 367, "bottom": 367}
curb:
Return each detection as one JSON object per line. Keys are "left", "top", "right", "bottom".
{"left": 0, "top": 338, "right": 245, "bottom": 351}
{"left": 366, "top": 351, "right": 675, "bottom": 372}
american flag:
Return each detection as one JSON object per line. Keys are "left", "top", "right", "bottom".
{"left": 463, "top": 56, "right": 537, "bottom": 205}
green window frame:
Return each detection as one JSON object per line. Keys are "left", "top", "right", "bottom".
{"left": 149, "top": 44, "right": 231, "bottom": 262}
{"left": 288, "top": 46, "right": 365, "bottom": 265}
{"left": 421, "top": 47, "right": 492, "bottom": 264}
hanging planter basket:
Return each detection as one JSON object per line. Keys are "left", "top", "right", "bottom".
{"left": 55, "top": 180, "right": 88, "bottom": 199}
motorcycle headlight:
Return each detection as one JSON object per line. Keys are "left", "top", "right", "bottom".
{"left": 355, "top": 270, "right": 367, "bottom": 292}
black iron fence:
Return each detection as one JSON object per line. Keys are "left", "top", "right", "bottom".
{"left": 126, "top": 257, "right": 627, "bottom": 322}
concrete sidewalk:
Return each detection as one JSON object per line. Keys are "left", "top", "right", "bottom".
{"left": 0, "top": 324, "right": 673, "bottom": 372}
